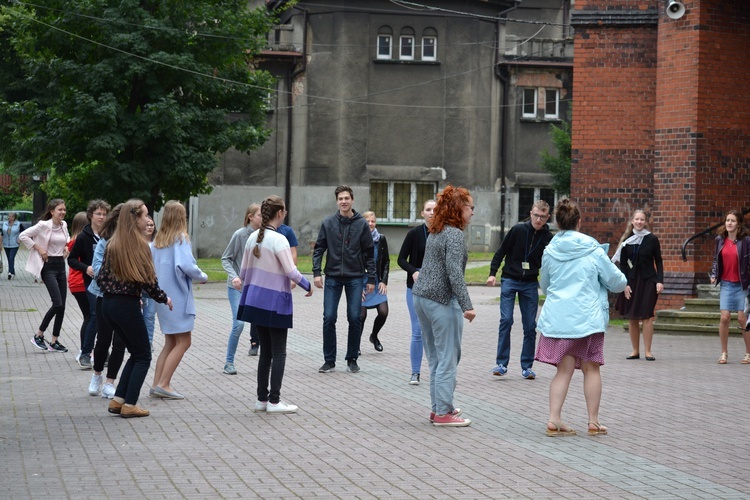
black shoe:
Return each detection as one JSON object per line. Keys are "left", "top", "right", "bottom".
{"left": 347, "top": 359, "right": 360, "bottom": 373}
{"left": 30, "top": 336, "right": 48, "bottom": 351}
{"left": 48, "top": 341, "right": 68, "bottom": 353}
{"left": 369, "top": 334, "right": 383, "bottom": 352}
{"left": 318, "top": 362, "right": 335, "bottom": 373}
{"left": 78, "top": 353, "right": 92, "bottom": 369}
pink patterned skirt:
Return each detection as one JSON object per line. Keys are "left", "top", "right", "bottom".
{"left": 535, "top": 332, "right": 605, "bottom": 369}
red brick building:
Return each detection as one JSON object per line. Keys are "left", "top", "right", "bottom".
{"left": 571, "top": 0, "right": 750, "bottom": 310}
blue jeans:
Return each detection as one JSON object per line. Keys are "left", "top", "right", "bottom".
{"left": 322, "top": 276, "right": 363, "bottom": 363}
{"left": 4, "top": 246, "right": 18, "bottom": 275}
{"left": 496, "top": 278, "right": 539, "bottom": 370}
{"left": 406, "top": 287, "right": 423, "bottom": 374}
{"left": 226, "top": 286, "right": 258, "bottom": 363}
{"left": 141, "top": 294, "right": 157, "bottom": 344}
{"left": 414, "top": 295, "right": 462, "bottom": 415}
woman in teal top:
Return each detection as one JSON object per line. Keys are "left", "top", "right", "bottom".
{"left": 536, "top": 199, "right": 627, "bottom": 437}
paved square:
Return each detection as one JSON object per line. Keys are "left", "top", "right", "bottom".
{"left": 1, "top": 249, "right": 748, "bottom": 498}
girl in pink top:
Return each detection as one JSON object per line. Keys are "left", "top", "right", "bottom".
{"left": 19, "top": 199, "right": 71, "bottom": 352}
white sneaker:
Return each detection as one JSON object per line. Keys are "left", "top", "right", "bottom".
{"left": 253, "top": 400, "right": 268, "bottom": 413}
{"left": 88, "top": 374, "right": 104, "bottom": 396}
{"left": 266, "top": 401, "right": 298, "bottom": 414}
{"left": 101, "top": 383, "right": 116, "bottom": 399}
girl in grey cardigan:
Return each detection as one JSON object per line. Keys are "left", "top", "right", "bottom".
{"left": 413, "top": 186, "right": 476, "bottom": 427}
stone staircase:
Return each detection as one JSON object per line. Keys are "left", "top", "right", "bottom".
{"left": 653, "top": 284, "right": 745, "bottom": 336}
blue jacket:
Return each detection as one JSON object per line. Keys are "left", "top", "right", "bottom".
{"left": 537, "top": 230, "right": 627, "bottom": 339}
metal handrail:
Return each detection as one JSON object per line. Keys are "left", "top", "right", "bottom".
{"left": 681, "top": 208, "right": 750, "bottom": 261}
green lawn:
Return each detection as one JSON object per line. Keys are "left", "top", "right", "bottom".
{"left": 198, "top": 252, "right": 495, "bottom": 283}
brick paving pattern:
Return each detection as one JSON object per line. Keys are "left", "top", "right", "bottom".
{"left": 1, "top": 248, "right": 749, "bottom": 498}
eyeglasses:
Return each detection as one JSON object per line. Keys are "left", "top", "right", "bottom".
{"left": 531, "top": 213, "right": 548, "bottom": 220}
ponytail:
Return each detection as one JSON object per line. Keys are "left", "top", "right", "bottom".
{"left": 253, "top": 195, "right": 285, "bottom": 258}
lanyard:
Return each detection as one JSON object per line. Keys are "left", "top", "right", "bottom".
{"left": 525, "top": 226, "right": 542, "bottom": 262}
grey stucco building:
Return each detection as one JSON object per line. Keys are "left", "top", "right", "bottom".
{"left": 192, "top": 0, "right": 573, "bottom": 257}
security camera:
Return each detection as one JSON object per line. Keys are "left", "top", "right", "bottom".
{"left": 666, "top": 0, "right": 686, "bottom": 19}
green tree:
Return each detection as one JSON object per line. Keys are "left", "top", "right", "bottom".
{"left": 539, "top": 120, "right": 571, "bottom": 196}
{"left": 0, "top": 1, "right": 279, "bottom": 211}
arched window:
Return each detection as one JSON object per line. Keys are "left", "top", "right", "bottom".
{"left": 400, "top": 27, "right": 415, "bottom": 60}
{"left": 377, "top": 26, "right": 393, "bottom": 60}
{"left": 422, "top": 28, "right": 438, "bottom": 61}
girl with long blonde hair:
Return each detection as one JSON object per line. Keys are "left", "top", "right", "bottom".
{"left": 150, "top": 201, "right": 207, "bottom": 399}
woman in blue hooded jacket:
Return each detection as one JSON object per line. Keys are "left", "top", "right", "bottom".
{"left": 535, "top": 199, "right": 627, "bottom": 437}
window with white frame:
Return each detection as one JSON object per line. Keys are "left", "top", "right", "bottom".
{"left": 370, "top": 181, "right": 437, "bottom": 223}
{"left": 377, "top": 32, "right": 392, "bottom": 59}
{"left": 518, "top": 187, "right": 556, "bottom": 223}
{"left": 522, "top": 88, "right": 537, "bottom": 118}
{"left": 400, "top": 36, "right": 415, "bottom": 60}
{"left": 545, "top": 89, "right": 559, "bottom": 119}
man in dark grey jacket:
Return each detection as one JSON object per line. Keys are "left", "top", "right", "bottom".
{"left": 312, "top": 186, "right": 375, "bottom": 374}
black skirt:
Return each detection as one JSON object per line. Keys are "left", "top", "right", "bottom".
{"left": 615, "top": 271, "right": 659, "bottom": 320}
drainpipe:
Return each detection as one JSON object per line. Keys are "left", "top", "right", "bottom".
{"left": 283, "top": 6, "right": 308, "bottom": 223}
{"left": 494, "top": 2, "right": 520, "bottom": 241}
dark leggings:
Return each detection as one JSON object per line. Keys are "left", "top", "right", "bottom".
{"left": 39, "top": 258, "right": 67, "bottom": 338}
{"left": 256, "top": 326, "right": 288, "bottom": 404}
{"left": 361, "top": 302, "right": 389, "bottom": 339}
{"left": 93, "top": 296, "right": 126, "bottom": 379}
{"left": 102, "top": 295, "right": 151, "bottom": 405}
{"left": 71, "top": 291, "right": 90, "bottom": 349}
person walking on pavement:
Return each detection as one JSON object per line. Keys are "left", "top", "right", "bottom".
{"left": 397, "top": 199, "right": 436, "bottom": 385}
{"left": 98, "top": 199, "right": 172, "bottom": 418}
{"left": 237, "top": 196, "right": 312, "bottom": 414}
{"left": 486, "top": 200, "right": 553, "bottom": 380}
{"left": 221, "top": 203, "right": 262, "bottom": 375}
{"left": 2, "top": 211, "right": 25, "bottom": 279}
{"left": 20, "top": 198, "right": 71, "bottom": 353}
{"left": 710, "top": 209, "right": 750, "bottom": 365}
{"left": 312, "top": 186, "right": 375, "bottom": 374}
{"left": 413, "top": 185, "right": 476, "bottom": 427}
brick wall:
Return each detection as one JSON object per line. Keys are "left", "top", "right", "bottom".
{"left": 571, "top": 1, "right": 658, "bottom": 247}
{"left": 572, "top": 0, "right": 750, "bottom": 312}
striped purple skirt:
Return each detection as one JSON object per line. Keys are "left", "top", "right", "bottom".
{"left": 535, "top": 332, "right": 605, "bottom": 369}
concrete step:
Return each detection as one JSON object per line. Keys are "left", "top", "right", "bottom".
{"left": 655, "top": 310, "right": 737, "bottom": 326}
{"left": 682, "top": 298, "right": 720, "bottom": 313}
{"left": 696, "top": 283, "right": 719, "bottom": 299}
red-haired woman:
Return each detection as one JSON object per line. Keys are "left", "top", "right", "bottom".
{"left": 412, "top": 186, "right": 476, "bottom": 427}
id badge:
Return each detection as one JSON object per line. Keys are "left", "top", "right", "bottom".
{"left": 627, "top": 259, "right": 633, "bottom": 269}
{"left": 522, "top": 262, "right": 530, "bottom": 270}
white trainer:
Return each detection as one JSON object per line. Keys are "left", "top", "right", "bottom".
{"left": 101, "top": 383, "right": 116, "bottom": 399}
{"left": 266, "top": 401, "right": 298, "bottom": 414}
{"left": 88, "top": 374, "right": 104, "bottom": 396}
{"left": 253, "top": 400, "right": 268, "bottom": 413}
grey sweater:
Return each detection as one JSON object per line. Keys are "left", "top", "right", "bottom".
{"left": 221, "top": 225, "right": 253, "bottom": 287}
{"left": 412, "top": 226, "right": 473, "bottom": 311}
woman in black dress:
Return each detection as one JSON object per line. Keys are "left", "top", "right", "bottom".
{"left": 611, "top": 209, "right": 664, "bottom": 361}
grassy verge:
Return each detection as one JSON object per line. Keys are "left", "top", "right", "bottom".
{"left": 198, "top": 252, "right": 495, "bottom": 283}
